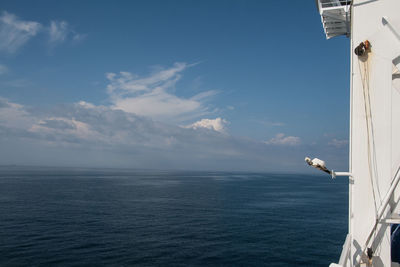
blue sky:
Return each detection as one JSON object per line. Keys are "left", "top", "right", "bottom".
{"left": 0, "top": 1, "right": 350, "bottom": 172}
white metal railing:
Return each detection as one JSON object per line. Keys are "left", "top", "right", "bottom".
{"left": 329, "top": 234, "right": 351, "bottom": 267}
{"left": 338, "top": 234, "right": 351, "bottom": 266}
{"left": 319, "top": 0, "right": 351, "bottom": 9}
{"left": 356, "top": 165, "right": 400, "bottom": 264}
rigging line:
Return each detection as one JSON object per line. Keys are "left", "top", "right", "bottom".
{"left": 364, "top": 58, "right": 382, "bottom": 201}
{"left": 358, "top": 57, "right": 379, "bottom": 216}
{"left": 364, "top": 59, "right": 381, "bottom": 217}
{"left": 363, "top": 59, "right": 381, "bottom": 247}
{"left": 361, "top": 59, "right": 377, "bottom": 213}
{"left": 391, "top": 65, "right": 394, "bottom": 185}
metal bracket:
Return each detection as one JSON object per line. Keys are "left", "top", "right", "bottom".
{"left": 382, "top": 16, "right": 400, "bottom": 42}
{"left": 331, "top": 171, "right": 353, "bottom": 179}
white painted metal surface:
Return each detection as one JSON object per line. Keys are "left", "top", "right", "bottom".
{"left": 339, "top": 234, "right": 352, "bottom": 266}
{"left": 317, "top": 0, "right": 351, "bottom": 39}
{"left": 315, "top": 0, "right": 400, "bottom": 266}
{"left": 350, "top": 1, "right": 400, "bottom": 266}
{"left": 331, "top": 171, "right": 353, "bottom": 179}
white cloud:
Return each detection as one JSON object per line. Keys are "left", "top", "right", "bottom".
{"left": 0, "top": 11, "right": 41, "bottom": 53}
{"left": 264, "top": 133, "right": 301, "bottom": 146}
{"left": 106, "top": 62, "right": 216, "bottom": 122}
{"left": 0, "top": 97, "right": 315, "bottom": 171}
{"left": 106, "top": 62, "right": 187, "bottom": 95}
{"left": 329, "top": 138, "right": 348, "bottom": 148}
{"left": 31, "top": 116, "right": 105, "bottom": 144}
{"left": 187, "top": 118, "right": 229, "bottom": 133}
{"left": 0, "top": 97, "right": 36, "bottom": 129}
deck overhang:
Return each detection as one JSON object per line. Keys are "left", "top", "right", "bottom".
{"left": 316, "top": 0, "right": 351, "bottom": 39}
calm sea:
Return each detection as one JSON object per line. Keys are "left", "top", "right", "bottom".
{"left": 0, "top": 167, "right": 347, "bottom": 266}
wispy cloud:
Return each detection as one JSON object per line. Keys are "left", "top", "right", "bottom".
{"left": 48, "top": 20, "right": 84, "bottom": 45}
{"left": 328, "top": 138, "right": 348, "bottom": 148}
{"left": 0, "top": 10, "right": 85, "bottom": 54}
{"left": 49, "top": 21, "right": 69, "bottom": 43}
{"left": 264, "top": 133, "right": 301, "bottom": 146}
{"left": 106, "top": 62, "right": 216, "bottom": 122}
{"left": 0, "top": 11, "right": 41, "bottom": 53}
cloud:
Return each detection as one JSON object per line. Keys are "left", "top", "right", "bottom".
{"left": 106, "top": 63, "right": 186, "bottom": 95}
{"left": 328, "top": 138, "right": 348, "bottom": 148}
{"left": 48, "top": 20, "right": 84, "bottom": 45}
{"left": 187, "top": 118, "right": 229, "bottom": 133}
{"left": 71, "top": 33, "right": 86, "bottom": 42}
{"left": 0, "top": 11, "right": 41, "bottom": 53}
{"left": 264, "top": 133, "right": 301, "bottom": 146}
{"left": 106, "top": 62, "right": 216, "bottom": 122}
{"left": 0, "top": 97, "right": 317, "bottom": 171}
{"left": 49, "top": 21, "right": 68, "bottom": 43}
{"left": 0, "top": 11, "right": 85, "bottom": 53}
{"left": 0, "top": 98, "right": 211, "bottom": 148}
{"left": 0, "top": 97, "right": 34, "bottom": 129}
{"left": 38, "top": 118, "right": 77, "bottom": 130}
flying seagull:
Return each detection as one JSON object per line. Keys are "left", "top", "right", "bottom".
{"left": 305, "top": 157, "right": 331, "bottom": 174}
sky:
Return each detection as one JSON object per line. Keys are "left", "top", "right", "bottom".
{"left": 0, "top": 1, "right": 350, "bottom": 172}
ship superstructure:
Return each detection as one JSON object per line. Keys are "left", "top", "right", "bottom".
{"left": 315, "top": 0, "right": 400, "bottom": 266}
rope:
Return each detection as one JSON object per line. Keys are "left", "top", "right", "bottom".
{"left": 358, "top": 56, "right": 379, "bottom": 216}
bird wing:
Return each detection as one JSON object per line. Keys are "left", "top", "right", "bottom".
{"left": 316, "top": 164, "right": 331, "bottom": 174}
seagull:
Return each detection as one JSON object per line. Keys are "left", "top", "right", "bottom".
{"left": 305, "top": 157, "right": 331, "bottom": 174}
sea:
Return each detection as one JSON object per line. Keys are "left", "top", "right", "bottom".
{"left": 0, "top": 167, "right": 347, "bottom": 266}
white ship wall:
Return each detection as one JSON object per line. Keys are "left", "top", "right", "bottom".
{"left": 350, "top": 0, "right": 400, "bottom": 266}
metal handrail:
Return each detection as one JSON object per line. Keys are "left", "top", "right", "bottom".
{"left": 357, "top": 164, "right": 400, "bottom": 264}
{"left": 320, "top": 0, "right": 351, "bottom": 8}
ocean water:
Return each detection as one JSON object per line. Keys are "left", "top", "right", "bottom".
{"left": 0, "top": 167, "right": 347, "bottom": 266}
